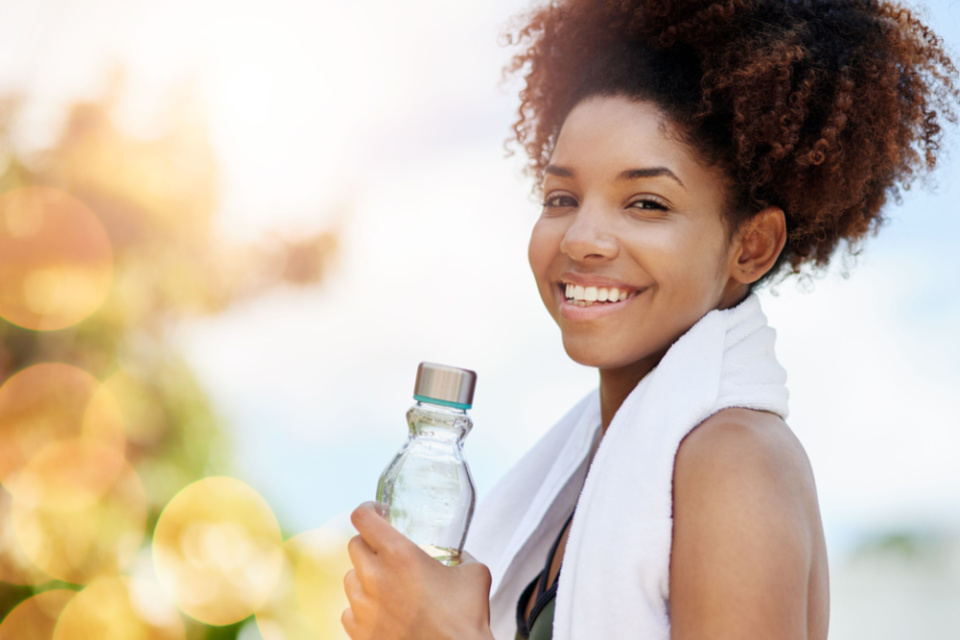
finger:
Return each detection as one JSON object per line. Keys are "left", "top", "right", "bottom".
{"left": 453, "top": 551, "right": 493, "bottom": 590}
{"left": 347, "top": 534, "right": 378, "bottom": 580}
{"left": 341, "top": 607, "right": 361, "bottom": 640}
{"left": 343, "top": 568, "right": 364, "bottom": 605}
{"left": 354, "top": 500, "right": 388, "bottom": 520}
{"left": 351, "top": 503, "right": 407, "bottom": 555}
{"left": 342, "top": 572, "right": 376, "bottom": 631}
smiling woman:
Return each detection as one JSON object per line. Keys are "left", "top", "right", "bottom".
{"left": 529, "top": 97, "right": 767, "bottom": 390}
{"left": 341, "top": 1, "right": 958, "bottom": 640}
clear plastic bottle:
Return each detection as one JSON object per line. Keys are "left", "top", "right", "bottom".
{"left": 376, "top": 362, "right": 477, "bottom": 566}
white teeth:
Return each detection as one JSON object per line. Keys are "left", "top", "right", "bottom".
{"left": 563, "top": 283, "right": 636, "bottom": 304}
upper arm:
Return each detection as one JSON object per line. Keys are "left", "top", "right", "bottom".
{"left": 669, "top": 409, "right": 825, "bottom": 640}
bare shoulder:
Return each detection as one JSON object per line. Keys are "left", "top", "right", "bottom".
{"left": 670, "top": 408, "right": 829, "bottom": 640}
{"left": 677, "top": 407, "right": 818, "bottom": 504}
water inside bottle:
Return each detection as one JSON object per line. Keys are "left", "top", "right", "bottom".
{"left": 379, "top": 448, "right": 473, "bottom": 558}
{"left": 419, "top": 544, "right": 461, "bottom": 566}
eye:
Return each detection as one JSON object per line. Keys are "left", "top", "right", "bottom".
{"left": 628, "top": 197, "right": 669, "bottom": 211}
{"left": 541, "top": 193, "right": 578, "bottom": 209}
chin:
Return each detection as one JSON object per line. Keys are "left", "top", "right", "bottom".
{"left": 561, "top": 338, "right": 630, "bottom": 370}
{"left": 560, "top": 333, "right": 672, "bottom": 376}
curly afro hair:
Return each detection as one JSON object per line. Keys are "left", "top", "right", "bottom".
{"left": 505, "top": 0, "right": 959, "bottom": 277}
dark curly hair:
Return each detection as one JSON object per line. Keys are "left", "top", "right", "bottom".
{"left": 505, "top": 0, "right": 958, "bottom": 277}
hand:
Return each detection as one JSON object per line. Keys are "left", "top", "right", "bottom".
{"left": 342, "top": 502, "right": 494, "bottom": 640}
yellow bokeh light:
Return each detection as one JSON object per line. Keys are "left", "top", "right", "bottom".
{"left": 255, "top": 526, "right": 352, "bottom": 640}
{"left": 52, "top": 576, "right": 184, "bottom": 640}
{"left": 0, "top": 186, "right": 114, "bottom": 331}
{"left": 0, "top": 486, "right": 49, "bottom": 586}
{"left": 12, "top": 446, "right": 146, "bottom": 584}
{"left": 153, "top": 477, "right": 283, "bottom": 626}
{"left": 0, "top": 363, "right": 126, "bottom": 491}
{"left": 0, "top": 589, "right": 75, "bottom": 640}
{"left": 12, "top": 441, "right": 127, "bottom": 511}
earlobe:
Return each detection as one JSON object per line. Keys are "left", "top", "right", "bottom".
{"left": 732, "top": 206, "right": 787, "bottom": 284}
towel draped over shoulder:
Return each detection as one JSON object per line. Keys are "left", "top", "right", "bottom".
{"left": 465, "top": 294, "right": 789, "bottom": 640}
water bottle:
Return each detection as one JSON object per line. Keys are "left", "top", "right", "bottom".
{"left": 376, "top": 362, "right": 477, "bottom": 566}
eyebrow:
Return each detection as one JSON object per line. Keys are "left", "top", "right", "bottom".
{"left": 617, "top": 167, "right": 684, "bottom": 187}
{"left": 544, "top": 165, "right": 685, "bottom": 187}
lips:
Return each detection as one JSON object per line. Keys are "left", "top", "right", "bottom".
{"left": 556, "top": 278, "right": 645, "bottom": 320}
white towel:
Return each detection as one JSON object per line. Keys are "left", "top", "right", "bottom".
{"left": 466, "top": 294, "right": 789, "bottom": 640}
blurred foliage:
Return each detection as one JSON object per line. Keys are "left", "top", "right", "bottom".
{"left": 849, "top": 528, "right": 959, "bottom": 568}
{"left": 0, "top": 76, "right": 338, "bottom": 638}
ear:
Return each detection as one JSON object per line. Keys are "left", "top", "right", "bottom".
{"left": 730, "top": 206, "right": 786, "bottom": 285}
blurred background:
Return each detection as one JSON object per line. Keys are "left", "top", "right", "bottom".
{"left": 0, "top": 0, "right": 957, "bottom": 638}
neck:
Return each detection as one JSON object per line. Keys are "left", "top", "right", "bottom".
{"left": 597, "top": 294, "right": 751, "bottom": 431}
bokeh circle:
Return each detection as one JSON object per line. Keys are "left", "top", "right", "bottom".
{"left": 11, "top": 445, "right": 146, "bottom": 583}
{"left": 0, "top": 186, "right": 113, "bottom": 331}
{"left": 52, "top": 576, "right": 184, "bottom": 640}
{"left": 153, "top": 476, "right": 283, "bottom": 626}
{"left": 255, "top": 526, "right": 352, "bottom": 640}
{"left": 0, "top": 362, "right": 126, "bottom": 493}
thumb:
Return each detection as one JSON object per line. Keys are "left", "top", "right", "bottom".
{"left": 454, "top": 550, "right": 492, "bottom": 589}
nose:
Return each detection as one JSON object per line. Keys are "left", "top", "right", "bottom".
{"left": 559, "top": 205, "right": 618, "bottom": 262}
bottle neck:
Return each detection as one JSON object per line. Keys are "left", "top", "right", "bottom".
{"left": 407, "top": 401, "right": 472, "bottom": 443}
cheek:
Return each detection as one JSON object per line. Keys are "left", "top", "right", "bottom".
{"left": 624, "top": 221, "right": 729, "bottom": 292}
{"left": 674, "top": 226, "right": 735, "bottom": 298}
{"left": 527, "top": 218, "right": 559, "bottom": 284}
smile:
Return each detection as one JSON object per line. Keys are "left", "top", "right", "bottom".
{"left": 561, "top": 283, "right": 640, "bottom": 307}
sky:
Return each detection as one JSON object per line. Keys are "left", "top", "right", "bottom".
{"left": 1, "top": 0, "right": 959, "bottom": 562}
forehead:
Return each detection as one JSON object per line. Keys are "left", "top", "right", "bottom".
{"left": 549, "top": 96, "right": 719, "bottom": 186}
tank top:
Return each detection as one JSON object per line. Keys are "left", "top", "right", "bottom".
{"left": 514, "top": 514, "right": 573, "bottom": 640}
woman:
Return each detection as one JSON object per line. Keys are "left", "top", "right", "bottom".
{"left": 342, "top": 1, "right": 958, "bottom": 639}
